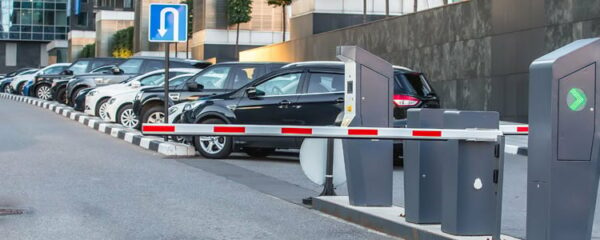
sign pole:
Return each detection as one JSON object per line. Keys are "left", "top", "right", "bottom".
{"left": 164, "top": 42, "right": 170, "bottom": 141}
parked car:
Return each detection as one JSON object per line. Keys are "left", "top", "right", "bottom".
{"left": 177, "top": 62, "right": 440, "bottom": 159}
{"left": 84, "top": 68, "right": 201, "bottom": 120}
{"left": 105, "top": 74, "right": 196, "bottom": 128}
{"left": 49, "top": 64, "right": 126, "bottom": 103}
{"left": 132, "top": 62, "right": 287, "bottom": 129}
{"left": 33, "top": 58, "right": 126, "bottom": 101}
{"left": 8, "top": 68, "right": 39, "bottom": 94}
{"left": 1, "top": 68, "right": 36, "bottom": 93}
{"left": 64, "top": 57, "right": 211, "bottom": 108}
{"left": 9, "top": 63, "right": 70, "bottom": 95}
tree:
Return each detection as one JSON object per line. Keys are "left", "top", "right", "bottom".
{"left": 79, "top": 43, "right": 95, "bottom": 58}
{"left": 267, "top": 0, "right": 291, "bottom": 42}
{"left": 110, "top": 26, "right": 134, "bottom": 58}
{"left": 227, "top": 0, "right": 252, "bottom": 60}
{"left": 181, "top": 0, "right": 194, "bottom": 59}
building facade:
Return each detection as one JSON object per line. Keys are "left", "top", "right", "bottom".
{"left": 0, "top": 0, "right": 70, "bottom": 73}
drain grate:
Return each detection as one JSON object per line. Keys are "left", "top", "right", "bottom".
{"left": 0, "top": 208, "right": 25, "bottom": 216}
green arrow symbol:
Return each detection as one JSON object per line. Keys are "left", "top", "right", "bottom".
{"left": 567, "top": 88, "right": 587, "bottom": 111}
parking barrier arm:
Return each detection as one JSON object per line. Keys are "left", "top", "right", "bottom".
{"left": 499, "top": 125, "right": 529, "bottom": 135}
{"left": 142, "top": 124, "right": 504, "bottom": 142}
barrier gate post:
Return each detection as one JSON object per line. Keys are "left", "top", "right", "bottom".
{"left": 441, "top": 110, "right": 500, "bottom": 236}
{"left": 336, "top": 46, "right": 394, "bottom": 206}
{"left": 528, "top": 38, "right": 600, "bottom": 239}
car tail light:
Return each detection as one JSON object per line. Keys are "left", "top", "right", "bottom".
{"left": 393, "top": 94, "right": 420, "bottom": 107}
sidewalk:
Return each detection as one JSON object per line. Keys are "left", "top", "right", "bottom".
{"left": 501, "top": 121, "right": 528, "bottom": 156}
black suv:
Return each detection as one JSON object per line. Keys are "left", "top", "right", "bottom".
{"left": 132, "top": 62, "right": 286, "bottom": 128}
{"left": 34, "top": 58, "right": 126, "bottom": 101}
{"left": 65, "top": 57, "right": 211, "bottom": 108}
{"left": 177, "top": 62, "right": 440, "bottom": 159}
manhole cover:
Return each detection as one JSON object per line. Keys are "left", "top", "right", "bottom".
{"left": 0, "top": 208, "right": 25, "bottom": 216}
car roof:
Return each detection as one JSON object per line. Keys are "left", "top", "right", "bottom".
{"left": 215, "top": 61, "right": 288, "bottom": 66}
{"left": 282, "top": 61, "right": 415, "bottom": 72}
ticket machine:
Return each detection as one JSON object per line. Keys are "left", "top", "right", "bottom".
{"left": 528, "top": 38, "right": 600, "bottom": 239}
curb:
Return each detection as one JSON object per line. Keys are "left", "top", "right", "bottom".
{"left": 0, "top": 93, "right": 196, "bottom": 157}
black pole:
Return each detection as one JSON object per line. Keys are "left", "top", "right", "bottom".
{"left": 320, "top": 138, "right": 337, "bottom": 196}
{"left": 363, "top": 0, "right": 367, "bottom": 23}
{"left": 163, "top": 42, "right": 170, "bottom": 141}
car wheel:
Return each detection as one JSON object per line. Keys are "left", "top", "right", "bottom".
{"left": 194, "top": 118, "right": 233, "bottom": 159}
{"left": 70, "top": 88, "right": 84, "bottom": 106}
{"left": 36, "top": 84, "right": 52, "bottom": 100}
{"left": 142, "top": 105, "right": 165, "bottom": 124}
{"left": 17, "top": 82, "right": 25, "bottom": 95}
{"left": 55, "top": 87, "right": 66, "bottom": 103}
{"left": 96, "top": 98, "right": 110, "bottom": 119}
{"left": 118, "top": 104, "right": 139, "bottom": 129}
{"left": 243, "top": 148, "right": 275, "bottom": 158}
{"left": 3, "top": 84, "right": 10, "bottom": 93}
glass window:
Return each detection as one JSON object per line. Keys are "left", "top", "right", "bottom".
{"left": 76, "top": 12, "right": 87, "bottom": 26}
{"left": 117, "top": 59, "right": 143, "bottom": 74}
{"left": 56, "top": 11, "right": 67, "bottom": 25}
{"left": 139, "top": 74, "right": 165, "bottom": 86}
{"left": 90, "top": 65, "right": 114, "bottom": 73}
{"left": 142, "top": 60, "right": 164, "bottom": 73}
{"left": 232, "top": 67, "right": 257, "bottom": 89}
{"left": 44, "top": 11, "right": 55, "bottom": 25}
{"left": 394, "top": 72, "right": 434, "bottom": 97}
{"left": 20, "top": 9, "right": 32, "bottom": 25}
{"left": 193, "top": 66, "right": 231, "bottom": 89}
{"left": 307, "top": 73, "right": 344, "bottom": 93}
{"left": 68, "top": 60, "right": 90, "bottom": 74}
{"left": 169, "top": 75, "right": 192, "bottom": 87}
{"left": 33, "top": 11, "right": 43, "bottom": 25}
{"left": 43, "top": 65, "right": 67, "bottom": 75}
{"left": 255, "top": 73, "right": 302, "bottom": 97}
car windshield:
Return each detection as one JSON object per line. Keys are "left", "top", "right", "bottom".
{"left": 43, "top": 65, "right": 67, "bottom": 75}
{"left": 161, "top": 75, "right": 193, "bottom": 87}
{"left": 193, "top": 66, "right": 231, "bottom": 89}
{"left": 118, "top": 59, "right": 144, "bottom": 74}
{"left": 19, "top": 69, "right": 38, "bottom": 75}
{"left": 139, "top": 74, "right": 165, "bottom": 86}
{"left": 394, "top": 72, "right": 434, "bottom": 97}
{"left": 67, "top": 60, "right": 90, "bottom": 74}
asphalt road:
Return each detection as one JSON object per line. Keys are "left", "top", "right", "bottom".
{"left": 0, "top": 99, "right": 393, "bottom": 240}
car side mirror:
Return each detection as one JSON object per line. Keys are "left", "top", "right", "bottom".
{"left": 246, "top": 87, "right": 264, "bottom": 99}
{"left": 62, "top": 70, "right": 73, "bottom": 75}
{"left": 186, "top": 81, "right": 203, "bottom": 91}
{"left": 111, "top": 66, "right": 123, "bottom": 75}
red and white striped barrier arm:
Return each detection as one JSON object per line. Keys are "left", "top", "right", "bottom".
{"left": 499, "top": 125, "right": 529, "bottom": 135}
{"left": 142, "top": 124, "right": 504, "bottom": 142}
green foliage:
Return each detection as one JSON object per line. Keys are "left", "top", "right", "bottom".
{"left": 110, "top": 26, "right": 134, "bottom": 58}
{"left": 79, "top": 43, "right": 95, "bottom": 58}
{"left": 181, "top": 0, "right": 194, "bottom": 37}
{"left": 227, "top": 0, "right": 253, "bottom": 25}
{"left": 267, "top": 0, "right": 291, "bottom": 7}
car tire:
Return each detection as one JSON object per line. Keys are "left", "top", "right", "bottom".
{"left": 35, "top": 84, "right": 52, "bottom": 100}
{"left": 142, "top": 105, "right": 165, "bottom": 124}
{"left": 194, "top": 118, "right": 233, "bottom": 159}
{"left": 95, "top": 98, "right": 110, "bottom": 119}
{"left": 16, "top": 82, "right": 25, "bottom": 95}
{"left": 55, "top": 87, "right": 66, "bottom": 103}
{"left": 117, "top": 104, "right": 140, "bottom": 129}
{"left": 3, "top": 84, "right": 10, "bottom": 93}
{"left": 70, "top": 87, "right": 84, "bottom": 107}
{"left": 243, "top": 148, "right": 275, "bottom": 158}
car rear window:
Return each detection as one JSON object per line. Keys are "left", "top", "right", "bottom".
{"left": 394, "top": 72, "right": 434, "bottom": 97}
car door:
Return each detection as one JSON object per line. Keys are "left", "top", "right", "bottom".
{"left": 293, "top": 71, "right": 345, "bottom": 126}
{"left": 233, "top": 71, "right": 305, "bottom": 148}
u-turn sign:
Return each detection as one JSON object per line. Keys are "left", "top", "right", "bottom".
{"left": 148, "top": 3, "right": 188, "bottom": 42}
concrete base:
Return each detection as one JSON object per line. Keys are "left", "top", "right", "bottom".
{"left": 312, "top": 196, "right": 520, "bottom": 240}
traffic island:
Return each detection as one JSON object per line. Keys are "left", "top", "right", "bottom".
{"left": 0, "top": 93, "right": 195, "bottom": 157}
{"left": 312, "top": 196, "right": 520, "bottom": 240}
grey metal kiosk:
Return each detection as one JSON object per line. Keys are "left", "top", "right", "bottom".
{"left": 336, "top": 46, "right": 394, "bottom": 207}
{"left": 441, "top": 110, "right": 500, "bottom": 236}
{"left": 528, "top": 38, "right": 600, "bottom": 239}
{"left": 404, "top": 108, "right": 446, "bottom": 223}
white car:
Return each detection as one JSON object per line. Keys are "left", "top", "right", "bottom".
{"left": 10, "top": 63, "right": 70, "bottom": 94}
{"left": 84, "top": 68, "right": 201, "bottom": 118}
{"left": 104, "top": 74, "right": 196, "bottom": 128}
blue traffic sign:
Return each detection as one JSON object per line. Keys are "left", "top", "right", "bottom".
{"left": 148, "top": 3, "right": 188, "bottom": 42}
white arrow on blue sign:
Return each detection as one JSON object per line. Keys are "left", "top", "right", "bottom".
{"left": 148, "top": 3, "right": 188, "bottom": 42}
